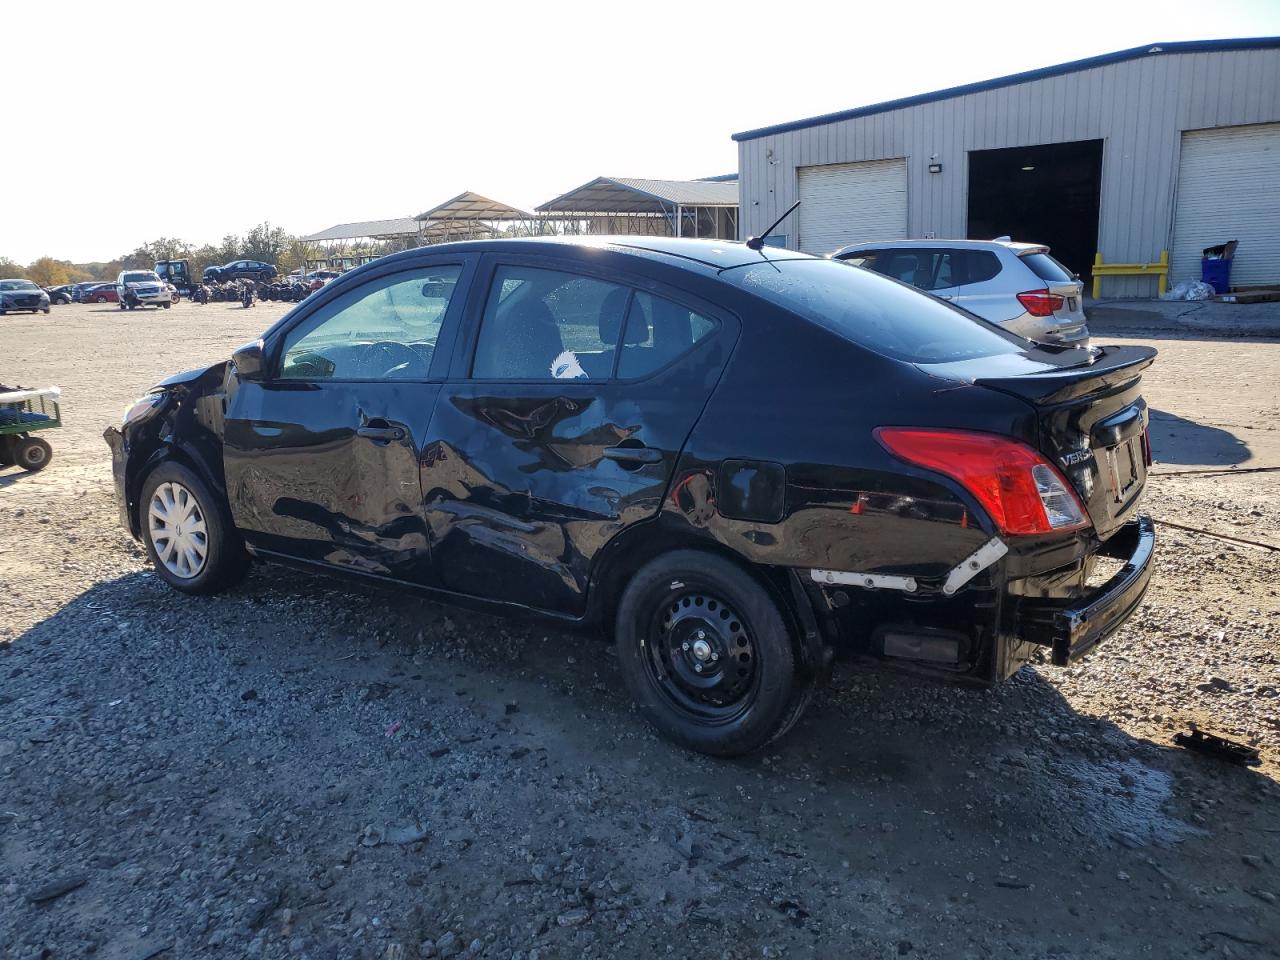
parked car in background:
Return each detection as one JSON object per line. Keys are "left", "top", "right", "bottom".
{"left": 83, "top": 283, "right": 119, "bottom": 304}
{"left": 46, "top": 284, "right": 76, "bottom": 304}
{"left": 832, "top": 239, "right": 1089, "bottom": 345}
{"left": 0, "top": 279, "right": 51, "bottom": 314}
{"left": 105, "top": 237, "right": 1154, "bottom": 757}
{"left": 116, "top": 270, "right": 175, "bottom": 310}
{"left": 71, "top": 282, "right": 104, "bottom": 302}
{"left": 203, "top": 259, "right": 277, "bottom": 283}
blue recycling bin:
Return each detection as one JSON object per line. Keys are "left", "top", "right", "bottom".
{"left": 1201, "top": 257, "right": 1232, "bottom": 294}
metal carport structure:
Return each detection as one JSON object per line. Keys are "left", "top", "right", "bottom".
{"left": 536, "top": 176, "right": 739, "bottom": 239}
{"left": 414, "top": 191, "right": 537, "bottom": 242}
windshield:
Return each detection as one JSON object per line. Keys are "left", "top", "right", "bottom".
{"left": 725, "top": 258, "right": 1027, "bottom": 363}
{"left": 0, "top": 280, "right": 40, "bottom": 291}
{"left": 123, "top": 272, "right": 161, "bottom": 284}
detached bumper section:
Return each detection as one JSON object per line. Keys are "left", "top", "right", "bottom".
{"left": 1016, "top": 515, "right": 1155, "bottom": 665}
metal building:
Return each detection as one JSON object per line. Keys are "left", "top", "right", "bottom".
{"left": 734, "top": 38, "right": 1280, "bottom": 295}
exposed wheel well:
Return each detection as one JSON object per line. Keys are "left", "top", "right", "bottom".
{"left": 128, "top": 444, "right": 220, "bottom": 536}
{"left": 585, "top": 522, "right": 822, "bottom": 675}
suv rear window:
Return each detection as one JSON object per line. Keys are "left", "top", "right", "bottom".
{"left": 728, "top": 259, "right": 1023, "bottom": 363}
{"left": 1020, "top": 252, "right": 1074, "bottom": 282}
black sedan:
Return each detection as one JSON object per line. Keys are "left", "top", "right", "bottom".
{"left": 203, "top": 259, "right": 277, "bottom": 283}
{"left": 104, "top": 237, "right": 1156, "bottom": 756}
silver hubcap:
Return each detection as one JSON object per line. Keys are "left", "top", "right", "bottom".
{"left": 148, "top": 481, "right": 208, "bottom": 579}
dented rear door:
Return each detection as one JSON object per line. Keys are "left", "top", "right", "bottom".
{"left": 422, "top": 254, "right": 736, "bottom": 616}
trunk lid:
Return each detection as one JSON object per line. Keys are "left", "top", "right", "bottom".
{"left": 970, "top": 345, "right": 1156, "bottom": 539}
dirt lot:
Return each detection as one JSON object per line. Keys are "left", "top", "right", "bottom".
{"left": 2, "top": 301, "right": 1278, "bottom": 960}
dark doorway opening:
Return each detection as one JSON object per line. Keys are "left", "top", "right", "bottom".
{"left": 967, "top": 139, "right": 1103, "bottom": 277}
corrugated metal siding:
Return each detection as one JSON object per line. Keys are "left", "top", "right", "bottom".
{"left": 738, "top": 48, "right": 1280, "bottom": 297}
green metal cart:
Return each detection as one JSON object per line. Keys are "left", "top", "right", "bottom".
{"left": 0, "top": 386, "right": 62, "bottom": 472}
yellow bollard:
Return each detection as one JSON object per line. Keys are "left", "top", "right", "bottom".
{"left": 1092, "top": 252, "right": 1103, "bottom": 300}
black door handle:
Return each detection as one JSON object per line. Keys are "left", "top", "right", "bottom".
{"left": 357, "top": 425, "right": 405, "bottom": 442}
{"left": 603, "top": 445, "right": 662, "bottom": 465}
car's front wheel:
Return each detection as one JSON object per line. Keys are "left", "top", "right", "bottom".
{"left": 615, "top": 550, "right": 807, "bottom": 756}
{"left": 140, "top": 462, "right": 249, "bottom": 595}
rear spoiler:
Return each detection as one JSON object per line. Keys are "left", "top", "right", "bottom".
{"left": 973, "top": 346, "right": 1156, "bottom": 405}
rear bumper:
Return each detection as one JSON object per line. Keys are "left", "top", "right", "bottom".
{"left": 1016, "top": 515, "right": 1155, "bottom": 665}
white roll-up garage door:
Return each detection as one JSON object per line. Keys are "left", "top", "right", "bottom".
{"left": 1171, "top": 123, "right": 1280, "bottom": 287}
{"left": 797, "top": 159, "right": 908, "bottom": 255}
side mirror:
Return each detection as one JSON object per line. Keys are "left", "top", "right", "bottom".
{"left": 231, "top": 339, "right": 267, "bottom": 382}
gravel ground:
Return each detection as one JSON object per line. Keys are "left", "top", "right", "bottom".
{"left": 1, "top": 301, "right": 1278, "bottom": 960}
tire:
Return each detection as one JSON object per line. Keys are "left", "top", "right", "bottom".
{"left": 119, "top": 303, "right": 126, "bottom": 310}
{"left": 14, "top": 436, "right": 53, "bottom": 472}
{"left": 162, "top": 301, "right": 171, "bottom": 309}
{"left": 614, "top": 550, "right": 805, "bottom": 757}
{"left": 42, "top": 307, "right": 50, "bottom": 314}
{"left": 140, "top": 462, "right": 249, "bottom": 595}
{"left": 94, "top": 295, "right": 106, "bottom": 303}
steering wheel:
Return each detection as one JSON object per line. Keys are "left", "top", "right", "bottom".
{"left": 365, "top": 341, "right": 423, "bottom": 378}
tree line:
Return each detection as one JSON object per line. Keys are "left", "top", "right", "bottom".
{"left": 0, "top": 222, "right": 399, "bottom": 287}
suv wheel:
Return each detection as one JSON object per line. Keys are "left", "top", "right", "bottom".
{"left": 140, "top": 462, "right": 249, "bottom": 595}
{"left": 615, "top": 550, "right": 807, "bottom": 756}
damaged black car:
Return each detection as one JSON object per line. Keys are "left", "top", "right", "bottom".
{"left": 105, "top": 237, "right": 1155, "bottom": 756}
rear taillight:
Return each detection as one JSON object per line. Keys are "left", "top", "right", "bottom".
{"left": 1016, "top": 289, "right": 1065, "bottom": 317}
{"left": 875, "top": 428, "right": 1089, "bottom": 536}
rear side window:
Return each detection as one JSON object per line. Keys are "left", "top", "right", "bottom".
{"left": 958, "top": 250, "right": 1001, "bottom": 285}
{"left": 617, "top": 293, "right": 717, "bottom": 379}
{"left": 472, "top": 266, "right": 629, "bottom": 380}
{"left": 1020, "top": 252, "right": 1074, "bottom": 282}
{"left": 728, "top": 258, "right": 1024, "bottom": 363}
{"left": 866, "top": 250, "right": 956, "bottom": 292}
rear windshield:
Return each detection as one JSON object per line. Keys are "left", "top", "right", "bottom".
{"left": 1020, "top": 252, "right": 1074, "bottom": 282}
{"left": 726, "top": 258, "right": 1024, "bottom": 363}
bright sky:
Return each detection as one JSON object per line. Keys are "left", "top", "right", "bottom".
{"left": 3, "top": 0, "right": 1278, "bottom": 264}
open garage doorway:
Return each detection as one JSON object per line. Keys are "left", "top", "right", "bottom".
{"left": 967, "top": 140, "right": 1103, "bottom": 278}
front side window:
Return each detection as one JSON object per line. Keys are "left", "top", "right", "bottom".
{"left": 471, "top": 266, "right": 629, "bottom": 380}
{"left": 279, "top": 266, "right": 461, "bottom": 380}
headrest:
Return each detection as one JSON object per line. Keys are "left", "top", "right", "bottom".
{"left": 599, "top": 288, "right": 647, "bottom": 346}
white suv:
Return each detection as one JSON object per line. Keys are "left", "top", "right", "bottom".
{"left": 116, "top": 270, "right": 176, "bottom": 311}
{"left": 831, "top": 239, "right": 1088, "bottom": 345}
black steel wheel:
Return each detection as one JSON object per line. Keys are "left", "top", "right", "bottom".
{"left": 615, "top": 550, "right": 803, "bottom": 756}
{"left": 14, "top": 436, "right": 52, "bottom": 472}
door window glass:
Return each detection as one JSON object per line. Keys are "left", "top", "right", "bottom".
{"left": 877, "top": 250, "right": 954, "bottom": 291}
{"left": 472, "top": 266, "right": 629, "bottom": 380}
{"left": 617, "top": 292, "right": 717, "bottom": 378}
{"left": 279, "top": 266, "right": 462, "bottom": 380}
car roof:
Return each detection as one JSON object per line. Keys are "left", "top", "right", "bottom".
{"left": 834, "top": 238, "right": 1049, "bottom": 256}
{"left": 374, "top": 235, "right": 817, "bottom": 273}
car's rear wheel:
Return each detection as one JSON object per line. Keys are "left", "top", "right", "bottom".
{"left": 94, "top": 295, "right": 106, "bottom": 303}
{"left": 140, "top": 462, "right": 249, "bottom": 595}
{"left": 162, "top": 301, "right": 171, "bottom": 309}
{"left": 615, "top": 550, "right": 804, "bottom": 756}
{"left": 14, "top": 436, "right": 52, "bottom": 472}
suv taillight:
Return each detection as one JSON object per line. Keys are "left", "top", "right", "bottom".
{"left": 1016, "top": 289, "right": 1065, "bottom": 317}
{"left": 875, "top": 428, "right": 1089, "bottom": 536}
